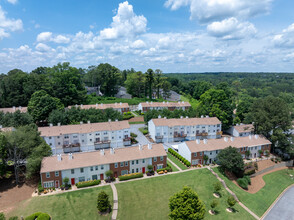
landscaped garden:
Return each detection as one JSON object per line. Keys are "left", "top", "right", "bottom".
{"left": 116, "top": 169, "right": 255, "bottom": 220}
{"left": 213, "top": 167, "right": 294, "bottom": 217}
{"left": 167, "top": 152, "right": 188, "bottom": 170}
{"left": 8, "top": 186, "right": 113, "bottom": 220}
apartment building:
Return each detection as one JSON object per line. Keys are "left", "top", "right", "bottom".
{"left": 227, "top": 124, "right": 254, "bottom": 137}
{"left": 40, "top": 143, "right": 167, "bottom": 188}
{"left": 68, "top": 102, "right": 129, "bottom": 114}
{"left": 38, "top": 120, "right": 131, "bottom": 155}
{"left": 138, "top": 101, "right": 191, "bottom": 112}
{"left": 0, "top": 106, "right": 27, "bottom": 114}
{"left": 178, "top": 135, "right": 271, "bottom": 165}
{"left": 148, "top": 116, "right": 222, "bottom": 143}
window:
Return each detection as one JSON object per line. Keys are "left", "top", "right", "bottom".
{"left": 157, "top": 164, "right": 163, "bottom": 169}
{"left": 210, "top": 152, "right": 212, "bottom": 155}
{"left": 200, "top": 152, "right": 202, "bottom": 156}
{"left": 132, "top": 160, "right": 134, "bottom": 165}
{"left": 154, "top": 157, "right": 157, "bottom": 162}
{"left": 142, "top": 159, "right": 145, "bottom": 163}
{"left": 194, "top": 152, "right": 197, "bottom": 157}
{"left": 46, "top": 172, "right": 50, "bottom": 178}
{"left": 136, "top": 168, "right": 139, "bottom": 173}
{"left": 55, "top": 171, "right": 59, "bottom": 177}
{"left": 50, "top": 143, "right": 52, "bottom": 146}
{"left": 90, "top": 167, "right": 93, "bottom": 171}
{"left": 125, "top": 161, "right": 128, "bottom": 166}
{"left": 80, "top": 168, "right": 84, "bottom": 173}
{"left": 136, "top": 160, "right": 139, "bottom": 164}
{"left": 64, "top": 135, "right": 69, "bottom": 139}
{"left": 95, "top": 166, "right": 98, "bottom": 170}
{"left": 43, "top": 181, "right": 54, "bottom": 188}
{"left": 160, "top": 156, "right": 163, "bottom": 161}
{"left": 120, "top": 162, "right": 124, "bottom": 167}
{"left": 132, "top": 169, "right": 134, "bottom": 173}
{"left": 90, "top": 139, "right": 92, "bottom": 142}
{"left": 101, "top": 165, "right": 104, "bottom": 170}
{"left": 49, "top": 137, "right": 52, "bottom": 139}
{"left": 78, "top": 177, "right": 85, "bottom": 182}
{"left": 71, "top": 169, "right": 74, "bottom": 174}
{"left": 216, "top": 150, "right": 218, "bottom": 154}
{"left": 58, "top": 142, "right": 60, "bottom": 145}
{"left": 115, "top": 163, "right": 118, "bottom": 168}
{"left": 82, "top": 140, "right": 84, "bottom": 143}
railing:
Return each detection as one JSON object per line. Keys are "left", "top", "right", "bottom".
{"left": 216, "top": 131, "right": 222, "bottom": 135}
{"left": 155, "top": 135, "right": 163, "bottom": 139}
{"left": 94, "top": 140, "right": 111, "bottom": 145}
{"left": 123, "top": 137, "right": 131, "bottom": 141}
{"left": 63, "top": 143, "right": 80, "bottom": 148}
{"left": 174, "top": 133, "right": 187, "bottom": 138}
{"left": 196, "top": 132, "right": 208, "bottom": 136}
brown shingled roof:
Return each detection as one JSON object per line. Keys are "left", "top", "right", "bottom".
{"left": 38, "top": 120, "right": 130, "bottom": 137}
{"left": 185, "top": 135, "right": 271, "bottom": 153}
{"left": 140, "top": 101, "right": 191, "bottom": 108}
{"left": 234, "top": 124, "right": 254, "bottom": 133}
{"left": 40, "top": 143, "right": 167, "bottom": 173}
{"left": 151, "top": 117, "right": 221, "bottom": 126}
{"left": 0, "top": 106, "right": 27, "bottom": 113}
{"left": 68, "top": 103, "right": 129, "bottom": 110}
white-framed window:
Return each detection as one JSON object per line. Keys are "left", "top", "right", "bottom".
{"left": 154, "top": 157, "right": 157, "bottom": 162}
{"left": 142, "top": 159, "right": 145, "bottom": 163}
{"left": 160, "top": 156, "right": 163, "bottom": 161}
{"left": 95, "top": 166, "right": 98, "bottom": 170}
{"left": 64, "top": 135, "right": 69, "bottom": 139}
{"left": 46, "top": 172, "right": 50, "bottom": 178}
{"left": 194, "top": 152, "right": 197, "bottom": 157}
{"left": 136, "top": 160, "right": 139, "bottom": 164}
{"left": 157, "top": 164, "right": 163, "bottom": 169}
{"left": 71, "top": 169, "right": 74, "bottom": 174}
{"left": 132, "top": 160, "right": 134, "bottom": 165}
{"left": 90, "top": 167, "right": 93, "bottom": 171}
{"left": 55, "top": 171, "right": 59, "bottom": 177}
{"left": 43, "top": 181, "right": 54, "bottom": 188}
{"left": 115, "top": 163, "right": 118, "bottom": 168}
{"left": 79, "top": 177, "right": 85, "bottom": 182}
{"left": 136, "top": 168, "right": 139, "bottom": 172}
{"left": 192, "top": 160, "right": 197, "bottom": 165}
{"left": 101, "top": 165, "right": 104, "bottom": 170}
{"left": 120, "top": 162, "right": 124, "bottom": 167}
{"left": 125, "top": 161, "right": 128, "bottom": 166}
{"left": 80, "top": 168, "right": 84, "bottom": 173}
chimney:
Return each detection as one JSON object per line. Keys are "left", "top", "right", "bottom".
{"left": 57, "top": 122, "right": 61, "bottom": 126}
{"left": 146, "top": 101, "right": 149, "bottom": 104}
{"left": 206, "top": 115, "right": 209, "bottom": 118}
{"left": 182, "top": 101, "right": 184, "bottom": 103}
{"left": 196, "top": 139, "right": 200, "bottom": 144}
{"left": 19, "top": 106, "right": 22, "bottom": 110}
{"left": 75, "top": 104, "right": 78, "bottom": 108}
{"left": 201, "top": 115, "right": 204, "bottom": 118}
{"left": 101, "top": 103, "right": 103, "bottom": 106}
{"left": 100, "top": 149, "right": 105, "bottom": 155}
{"left": 164, "top": 116, "right": 167, "bottom": 119}
{"left": 69, "top": 153, "right": 73, "bottom": 160}
{"left": 57, "top": 154, "right": 62, "bottom": 161}
{"left": 87, "top": 121, "right": 90, "bottom": 124}
{"left": 96, "top": 103, "right": 98, "bottom": 107}
{"left": 230, "top": 137, "right": 234, "bottom": 142}
{"left": 224, "top": 137, "right": 228, "bottom": 142}
{"left": 81, "top": 104, "right": 83, "bottom": 108}
{"left": 151, "top": 101, "right": 153, "bottom": 104}
{"left": 108, "top": 119, "right": 111, "bottom": 122}
{"left": 158, "top": 115, "right": 161, "bottom": 119}
{"left": 13, "top": 106, "right": 16, "bottom": 111}
{"left": 120, "top": 102, "right": 122, "bottom": 105}
{"left": 49, "top": 123, "right": 53, "bottom": 127}
{"left": 80, "top": 121, "right": 83, "bottom": 125}
{"left": 110, "top": 148, "right": 115, "bottom": 154}
{"left": 249, "top": 135, "right": 252, "bottom": 140}
{"left": 148, "top": 143, "right": 152, "bottom": 149}
{"left": 186, "top": 116, "right": 188, "bottom": 118}
{"left": 180, "top": 116, "right": 183, "bottom": 119}
{"left": 139, "top": 144, "right": 143, "bottom": 150}
{"left": 115, "top": 119, "right": 118, "bottom": 122}
{"left": 254, "top": 134, "right": 259, "bottom": 139}
{"left": 203, "top": 139, "right": 207, "bottom": 144}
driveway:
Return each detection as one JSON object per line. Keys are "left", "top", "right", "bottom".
{"left": 130, "top": 124, "right": 150, "bottom": 146}
{"left": 263, "top": 185, "right": 294, "bottom": 220}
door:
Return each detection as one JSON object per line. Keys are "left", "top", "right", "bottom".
{"left": 153, "top": 166, "right": 156, "bottom": 171}
{"left": 100, "top": 173, "right": 104, "bottom": 180}
{"left": 142, "top": 167, "right": 145, "bottom": 173}
{"left": 55, "top": 180, "right": 59, "bottom": 188}
{"left": 71, "top": 178, "right": 75, "bottom": 185}
{"left": 114, "top": 172, "right": 118, "bottom": 178}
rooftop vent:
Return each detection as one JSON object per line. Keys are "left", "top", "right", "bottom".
{"left": 201, "top": 115, "right": 204, "bottom": 118}
{"left": 49, "top": 123, "right": 53, "bottom": 127}
{"left": 110, "top": 148, "right": 115, "bottom": 154}
{"left": 100, "top": 149, "right": 105, "bottom": 155}
{"left": 230, "top": 137, "right": 234, "bottom": 142}
{"left": 196, "top": 139, "right": 200, "bottom": 144}
{"left": 139, "top": 144, "right": 143, "bottom": 150}
{"left": 148, "top": 143, "right": 152, "bottom": 149}
{"left": 57, "top": 154, "right": 62, "bottom": 161}
{"left": 203, "top": 139, "right": 207, "bottom": 144}
{"left": 254, "top": 134, "right": 259, "bottom": 139}
{"left": 224, "top": 137, "right": 228, "bottom": 142}
{"left": 69, "top": 153, "right": 73, "bottom": 160}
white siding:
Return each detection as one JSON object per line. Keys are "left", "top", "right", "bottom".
{"left": 178, "top": 142, "right": 191, "bottom": 162}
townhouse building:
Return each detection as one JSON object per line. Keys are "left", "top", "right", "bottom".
{"left": 38, "top": 120, "right": 131, "bottom": 155}
{"left": 227, "top": 124, "right": 254, "bottom": 137}
{"left": 138, "top": 101, "right": 191, "bottom": 112}
{"left": 0, "top": 106, "right": 27, "bottom": 114}
{"left": 178, "top": 135, "right": 271, "bottom": 165}
{"left": 40, "top": 143, "right": 167, "bottom": 188}
{"left": 68, "top": 102, "right": 129, "bottom": 114}
{"left": 148, "top": 116, "right": 222, "bottom": 143}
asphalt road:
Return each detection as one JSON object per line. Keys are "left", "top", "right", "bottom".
{"left": 130, "top": 124, "right": 150, "bottom": 146}
{"left": 263, "top": 185, "right": 294, "bottom": 220}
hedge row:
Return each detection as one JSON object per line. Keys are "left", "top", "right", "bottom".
{"left": 76, "top": 179, "right": 101, "bottom": 188}
{"left": 156, "top": 164, "right": 172, "bottom": 173}
{"left": 244, "top": 168, "right": 255, "bottom": 176}
{"left": 123, "top": 115, "right": 134, "bottom": 120}
{"left": 25, "top": 212, "right": 50, "bottom": 220}
{"left": 119, "top": 172, "right": 143, "bottom": 181}
{"left": 237, "top": 176, "right": 251, "bottom": 190}
{"left": 168, "top": 148, "right": 191, "bottom": 167}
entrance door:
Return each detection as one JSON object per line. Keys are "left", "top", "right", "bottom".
{"left": 153, "top": 166, "right": 156, "bottom": 171}
{"left": 55, "top": 180, "right": 59, "bottom": 188}
{"left": 114, "top": 172, "right": 118, "bottom": 178}
{"left": 142, "top": 167, "right": 145, "bottom": 173}
{"left": 100, "top": 173, "right": 104, "bottom": 180}
{"left": 71, "top": 178, "right": 75, "bottom": 185}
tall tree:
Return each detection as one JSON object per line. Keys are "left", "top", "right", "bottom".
{"left": 145, "top": 69, "right": 154, "bottom": 99}
{"left": 154, "top": 69, "right": 164, "bottom": 99}
{"left": 125, "top": 71, "right": 146, "bottom": 98}
{"left": 0, "top": 133, "right": 8, "bottom": 176}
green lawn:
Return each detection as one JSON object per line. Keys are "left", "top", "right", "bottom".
{"left": 8, "top": 186, "right": 113, "bottom": 220}
{"left": 167, "top": 162, "right": 179, "bottom": 172}
{"left": 180, "top": 95, "right": 199, "bottom": 109}
{"left": 129, "top": 121, "right": 145, "bottom": 124}
{"left": 116, "top": 169, "right": 255, "bottom": 220}
{"left": 213, "top": 167, "right": 294, "bottom": 217}
{"left": 167, "top": 152, "right": 188, "bottom": 170}
{"left": 138, "top": 127, "right": 148, "bottom": 135}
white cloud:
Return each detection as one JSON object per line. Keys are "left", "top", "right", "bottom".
{"left": 131, "top": 39, "right": 146, "bottom": 48}
{"left": 207, "top": 17, "right": 257, "bottom": 40}
{"left": 273, "top": 23, "right": 294, "bottom": 48}
{"left": 100, "top": 1, "right": 147, "bottom": 39}
{"left": 6, "top": 0, "right": 18, "bottom": 4}
{"left": 36, "top": 32, "right": 70, "bottom": 44}
{"left": 165, "top": 0, "right": 272, "bottom": 23}
{"left": 35, "top": 43, "right": 54, "bottom": 52}
{"left": 0, "top": 6, "right": 23, "bottom": 40}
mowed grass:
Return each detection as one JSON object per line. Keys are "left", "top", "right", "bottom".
{"left": 167, "top": 162, "right": 179, "bottom": 172}
{"left": 167, "top": 152, "right": 188, "bottom": 170}
{"left": 213, "top": 167, "right": 294, "bottom": 217}
{"left": 116, "top": 169, "right": 255, "bottom": 220}
{"left": 8, "top": 186, "right": 113, "bottom": 220}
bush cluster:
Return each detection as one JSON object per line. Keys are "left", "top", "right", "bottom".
{"left": 130, "top": 132, "right": 137, "bottom": 138}
{"left": 118, "top": 172, "right": 143, "bottom": 181}
{"left": 76, "top": 179, "right": 101, "bottom": 188}
{"left": 38, "top": 182, "right": 44, "bottom": 193}
{"left": 123, "top": 114, "right": 134, "bottom": 120}
{"left": 156, "top": 164, "right": 173, "bottom": 173}
{"left": 25, "top": 212, "right": 50, "bottom": 220}
{"left": 168, "top": 148, "right": 191, "bottom": 167}
{"left": 244, "top": 168, "right": 255, "bottom": 175}
{"left": 237, "top": 176, "right": 251, "bottom": 190}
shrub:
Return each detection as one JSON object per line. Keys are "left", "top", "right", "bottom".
{"left": 237, "top": 178, "right": 248, "bottom": 189}
{"left": 25, "top": 212, "right": 51, "bottom": 220}
{"left": 63, "top": 177, "right": 69, "bottom": 187}
{"left": 254, "top": 162, "right": 258, "bottom": 170}
{"left": 243, "top": 175, "right": 251, "bottom": 185}
{"left": 97, "top": 191, "right": 111, "bottom": 213}
{"left": 157, "top": 164, "right": 172, "bottom": 173}
{"left": 130, "top": 132, "right": 137, "bottom": 138}
{"left": 244, "top": 168, "right": 255, "bottom": 176}
{"left": 119, "top": 172, "right": 143, "bottom": 181}
{"left": 9, "top": 217, "right": 18, "bottom": 220}
{"left": 227, "top": 196, "right": 236, "bottom": 208}
{"left": 168, "top": 148, "right": 190, "bottom": 167}
{"left": 210, "top": 199, "right": 218, "bottom": 210}
{"left": 147, "top": 165, "right": 153, "bottom": 172}
{"left": 123, "top": 115, "right": 134, "bottom": 120}
{"left": 213, "top": 182, "right": 222, "bottom": 193}
{"left": 36, "top": 213, "right": 50, "bottom": 220}
{"left": 76, "top": 179, "right": 101, "bottom": 188}
{"left": 0, "top": 213, "right": 5, "bottom": 220}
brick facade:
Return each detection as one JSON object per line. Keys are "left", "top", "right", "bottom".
{"left": 41, "top": 171, "right": 62, "bottom": 188}
{"left": 110, "top": 161, "right": 130, "bottom": 177}
{"left": 152, "top": 155, "right": 167, "bottom": 170}
{"left": 191, "top": 152, "right": 204, "bottom": 165}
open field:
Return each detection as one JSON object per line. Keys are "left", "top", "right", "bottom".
{"left": 213, "top": 167, "right": 294, "bottom": 217}
{"left": 167, "top": 152, "right": 188, "bottom": 170}
{"left": 116, "top": 169, "right": 255, "bottom": 220}
{"left": 8, "top": 186, "right": 113, "bottom": 220}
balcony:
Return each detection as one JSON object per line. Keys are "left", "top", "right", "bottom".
{"left": 174, "top": 133, "right": 187, "bottom": 138}
{"left": 155, "top": 135, "right": 163, "bottom": 139}
{"left": 196, "top": 132, "right": 208, "bottom": 137}
{"left": 94, "top": 140, "right": 111, "bottom": 150}
{"left": 123, "top": 137, "right": 131, "bottom": 141}
{"left": 63, "top": 143, "right": 80, "bottom": 153}
{"left": 216, "top": 131, "right": 223, "bottom": 136}
{"left": 123, "top": 137, "right": 131, "bottom": 146}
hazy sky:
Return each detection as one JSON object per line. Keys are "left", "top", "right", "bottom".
{"left": 1, "top": 0, "right": 294, "bottom": 73}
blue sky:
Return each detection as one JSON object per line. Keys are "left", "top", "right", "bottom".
{"left": 1, "top": 0, "right": 294, "bottom": 73}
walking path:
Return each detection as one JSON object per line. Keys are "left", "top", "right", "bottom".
{"left": 167, "top": 158, "right": 182, "bottom": 171}
{"left": 130, "top": 124, "right": 150, "bottom": 146}
{"left": 207, "top": 167, "right": 259, "bottom": 220}
{"left": 111, "top": 183, "right": 118, "bottom": 220}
